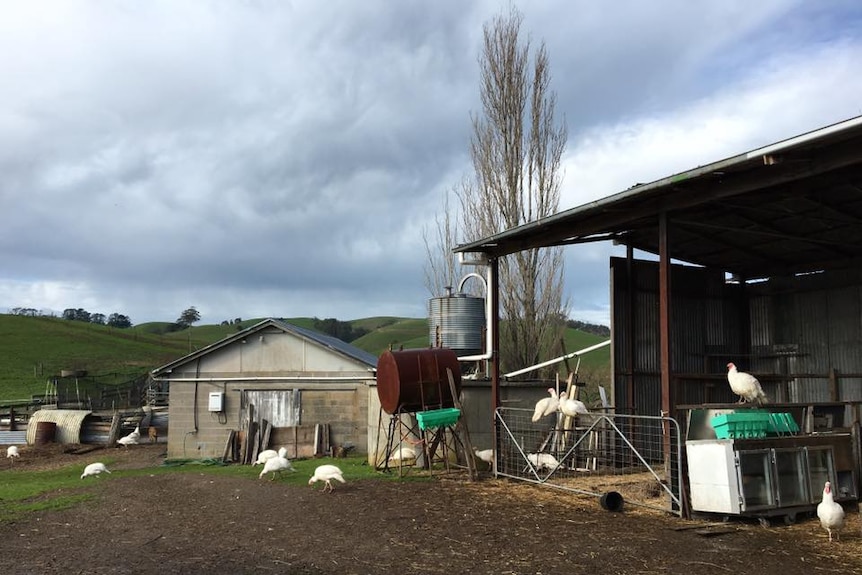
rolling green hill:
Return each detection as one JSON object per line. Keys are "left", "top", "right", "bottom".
{"left": 0, "top": 314, "right": 610, "bottom": 404}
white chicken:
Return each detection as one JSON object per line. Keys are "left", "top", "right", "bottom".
{"left": 726, "top": 363, "right": 768, "bottom": 405}
{"left": 474, "top": 448, "right": 494, "bottom": 469}
{"left": 531, "top": 388, "right": 559, "bottom": 422}
{"left": 6, "top": 445, "right": 20, "bottom": 459}
{"left": 81, "top": 462, "right": 111, "bottom": 479}
{"left": 253, "top": 446, "right": 286, "bottom": 466}
{"left": 117, "top": 425, "right": 141, "bottom": 447}
{"left": 389, "top": 446, "right": 417, "bottom": 462}
{"left": 308, "top": 464, "right": 346, "bottom": 493}
{"left": 558, "top": 391, "right": 589, "bottom": 417}
{"left": 817, "top": 481, "right": 845, "bottom": 542}
{"left": 527, "top": 452, "right": 560, "bottom": 472}
{"left": 258, "top": 448, "right": 295, "bottom": 480}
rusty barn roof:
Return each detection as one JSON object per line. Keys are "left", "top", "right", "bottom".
{"left": 455, "top": 115, "right": 862, "bottom": 279}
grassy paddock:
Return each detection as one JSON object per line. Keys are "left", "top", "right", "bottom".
{"left": 0, "top": 455, "right": 420, "bottom": 524}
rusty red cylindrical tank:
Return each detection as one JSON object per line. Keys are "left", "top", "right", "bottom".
{"left": 376, "top": 348, "right": 462, "bottom": 415}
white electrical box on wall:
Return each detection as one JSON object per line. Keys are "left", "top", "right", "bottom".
{"left": 208, "top": 392, "right": 224, "bottom": 412}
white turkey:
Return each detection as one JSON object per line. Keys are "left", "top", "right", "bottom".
{"left": 474, "top": 448, "right": 494, "bottom": 469}
{"left": 258, "top": 449, "right": 295, "bottom": 480}
{"left": 309, "top": 464, "right": 345, "bottom": 493}
{"left": 558, "top": 391, "right": 589, "bottom": 417}
{"left": 81, "top": 462, "right": 111, "bottom": 479}
{"left": 6, "top": 445, "right": 20, "bottom": 459}
{"left": 117, "top": 425, "right": 141, "bottom": 447}
{"left": 527, "top": 452, "right": 560, "bottom": 472}
{"left": 726, "top": 363, "right": 768, "bottom": 405}
{"left": 817, "top": 481, "right": 845, "bottom": 542}
{"left": 389, "top": 446, "right": 417, "bottom": 462}
{"left": 531, "top": 388, "right": 559, "bottom": 422}
{"left": 254, "top": 446, "right": 286, "bottom": 466}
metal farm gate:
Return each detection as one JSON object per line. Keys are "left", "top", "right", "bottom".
{"left": 495, "top": 408, "right": 684, "bottom": 515}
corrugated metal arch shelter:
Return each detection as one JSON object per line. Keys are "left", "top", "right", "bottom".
{"left": 26, "top": 409, "right": 93, "bottom": 444}
{"left": 454, "top": 115, "right": 862, "bottom": 417}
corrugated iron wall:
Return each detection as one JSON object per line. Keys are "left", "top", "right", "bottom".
{"left": 613, "top": 258, "right": 862, "bottom": 415}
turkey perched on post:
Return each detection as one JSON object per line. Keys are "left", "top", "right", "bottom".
{"left": 817, "top": 481, "right": 845, "bottom": 542}
{"left": 531, "top": 388, "right": 559, "bottom": 422}
{"left": 558, "top": 391, "right": 589, "bottom": 417}
{"left": 726, "top": 363, "right": 768, "bottom": 405}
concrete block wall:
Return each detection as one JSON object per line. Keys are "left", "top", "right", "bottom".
{"left": 299, "top": 388, "right": 369, "bottom": 453}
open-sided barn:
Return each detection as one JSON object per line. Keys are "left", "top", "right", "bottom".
{"left": 455, "top": 115, "right": 862, "bottom": 520}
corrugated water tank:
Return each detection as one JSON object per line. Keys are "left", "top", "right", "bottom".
{"left": 428, "top": 293, "right": 485, "bottom": 356}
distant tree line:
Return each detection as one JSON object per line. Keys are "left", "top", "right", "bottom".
{"left": 566, "top": 319, "right": 610, "bottom": 338}
{"left": 61, "top": 308, "right": 133, "bottom": 328}
{"left": 312, "top": 317, "right": 368, "bottom": 342}
{"left": 10, "top": 307, "right": 49, "bottom": 317}
{"left": 220, "top": 317, "right": 243, "bottom": 328}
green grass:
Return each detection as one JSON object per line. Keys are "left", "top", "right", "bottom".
{"left": 0, "top": 455, "right": 420, "bottom": 523}
{"left": 0, "top": 313, "right": 610, "bottom": 403}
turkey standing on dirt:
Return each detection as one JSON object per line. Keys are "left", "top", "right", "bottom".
{"left": 258, "top": 448, "right": 295, "bottom": 480}
{"left": 726, "top": 363, "right": 768, "bottom": 405}
{"left": 309, "top": 464, "right": 345, "bottom": 493}
{"left": 117, "top": 425, "right": 141, "bottom": 447}
{"left": 817, "top": 481, "right": 845, "bottom": 542}
{"left": 527, "top": 452, "right": 560, "bottom": 472}
{"left": 474, "top": 448, "right": 494, "bottom": 469}
{"left": 6, "top": 445, "right": 19, "bottom": 459}
{"left": 81, "top": 462, "right": 111, "bottom": 479}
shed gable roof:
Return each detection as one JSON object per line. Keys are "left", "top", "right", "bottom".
{"left": 150, "top": 318, "right": 378, "bottom": 376}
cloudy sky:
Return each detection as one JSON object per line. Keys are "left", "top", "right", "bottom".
{"left": 2, "top": 1, "right": 862, "bottom": 327}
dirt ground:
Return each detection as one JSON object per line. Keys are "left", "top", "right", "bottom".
{"left": 2, "top": 444, "right": 862, "bottom": 575}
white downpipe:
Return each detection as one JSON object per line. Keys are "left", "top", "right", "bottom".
{"left": 457, "top": 262, "right": 495, "bottom": 362}
{"left": 502, "top": 339, "right": 611, "bottom": 379}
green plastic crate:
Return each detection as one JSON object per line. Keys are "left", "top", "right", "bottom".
{"left": 416, "top": 407, "right": 461, "bottom": 430}
{"left": 766, "top": 412, "right": 800, "bottom": 435}
{"left": 710, "top": 411, "right": 770, "bottom": 439}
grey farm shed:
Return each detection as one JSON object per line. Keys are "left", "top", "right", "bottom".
{"left": 150, "top": 318, "right": 378, "bottom": 461}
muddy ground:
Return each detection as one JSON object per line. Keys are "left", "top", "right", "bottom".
{"left": 1, "top": 443, "right": 861, "bottom": 575}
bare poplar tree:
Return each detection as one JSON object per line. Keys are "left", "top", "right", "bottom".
{"left": 422, "top": 181, "right": 468, "bottom": 298}
{"left": 457, "top": 7, "right": 568, "bottom": 374}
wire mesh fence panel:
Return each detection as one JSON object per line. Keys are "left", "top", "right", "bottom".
{"left": 495, "top": 407, "right": 684, "bottom": 515}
